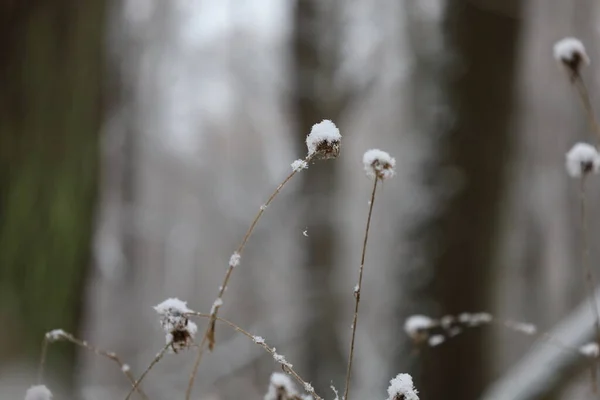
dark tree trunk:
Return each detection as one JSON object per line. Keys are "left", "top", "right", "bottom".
{"left": 0, "top": 0, "right": 105, "bottom": 391}
{"left": 420, "top": 2, "right": 522, "bottom": 399}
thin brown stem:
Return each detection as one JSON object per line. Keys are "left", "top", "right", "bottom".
{"left": 574, "top": 75, "right": 600, "bottom": 144}
{"left": 580, "top": 178, "right": 600, "bottom": 393}
{"left": 343, "top": 178, "right": 379, "bottom": 400}
{"left": 186, "top": 155, "right": 312, "bottom": 400}
{"left": 38, "top": 330, "right": 148, "bottom": 400}
{"left": 187, "top": 311, "right": 323, "bottom": 400}
{"left": 124, "top": 342, "right": 171, "bottom": 400}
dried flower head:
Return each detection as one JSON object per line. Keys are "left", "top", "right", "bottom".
{"left": 404, "top": 315, "right": 433, "bottom": 343}
{"left": 306, "top": 120, "right": 341, "bottom": 159}
{"left": 387, "top": 373, "right": 419, "bottom": 400}
{"left": 264, "top": 372, "right": 298, "bottom": 400}
{"left": 565, "top": 142, "right": 600, "bottom": 178}
{"left": 25, "top": 385, "right": 53, "bottom": 400}
{"left": 154, "top": 298, "right": 196, "bottom": 352}
{"left": 363, "top": 149, "right": 396, "bottom": 180}
{"left": 553, "top": 37, "right": 590, "bottom": 80}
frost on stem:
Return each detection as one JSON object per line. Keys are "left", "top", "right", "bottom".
{"left": 553, "top": 37, "right": 590, "bottom": 80}
{"left": 154, "top": 298, "right": 197, "bottom": 352}
{"left": 291, "top": 159, "right": 309, "bottom": 172}
{"left": 580, "top": 342, "right": 600, "bottom": 358}
{"left": 387, "top": 373, "right": 419, "bottom": 400}
{"left": 305, "top": 119, "right": 341, "bottom": 160}
{"left": 45, "top": 329, "right": 67, "bottom": 342}
{"left": 229, "top": 251, "right": 241, "bottom": 267}
{"left": 363, "top": 149, "right": 396, "bottom": 180}
{"left": 25, "top": 385, "right": 52, "bottom": 400}
{"left": 565, "top": 142, "right": 600, "bottom": 178}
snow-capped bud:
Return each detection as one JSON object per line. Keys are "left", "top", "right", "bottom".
{"left": 565, "top": 142, "right": 600, "bottom": 178}
{"left": 404, "top": 315, "right": 433, "bottom": 343}
{"left": 553, "top": 37, "right": 590, "bottom": 80}
{"left": 154, "top": 298, "right": 196, "bottom": 352}
{"left": 387, "top": 373, "right": 419, "bottom": 400}
{"left": 363, "top": 149, "right": 396, "bottom": 180}
{"left": 306, "top": 120, "right": 341, "bottom": 159}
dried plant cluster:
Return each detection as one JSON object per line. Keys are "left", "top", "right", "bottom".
{"left": 26, "top": 37, "right": 600, "bottom": 400}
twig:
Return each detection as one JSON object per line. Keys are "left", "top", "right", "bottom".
{"left": 124, "top": 342, "right": 171, "bottom": 400}
{"left": 574, "top": 75, "right": 600, "bottom": 143}
{"left": 187, "top": 311, "right": 323, "bottom": 400}
{"left": 580, "top": 177, "right": 600, "bottom": 393}
{"left": 186, "top": 155, "right": 312, "bottom": 400}
{"left": 343, "top": 178, "right": 379, "bottom": 400}
{"left": 38, "top": 330, "right": 148, "bottom": 400}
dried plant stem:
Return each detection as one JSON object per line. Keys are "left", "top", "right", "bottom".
{"left": 574, "top": 76, "right": 600, "bottom": 143}
{"left": 343, "top": 178, "right": 379, "bottom": 400}
{"left": 186, "top": 155, "right": 312, "bottom": 400}
{"left": 124, "top": 342, "right": 171, "bottom": 400}
{"left": 37, "top": 331, "right": 148, "bottom": 400}
{"left": 188, "top": 311, "right": 323, "bottom": 400}
{"left": 580, "top": 178, "right": 600, "bottom": 393}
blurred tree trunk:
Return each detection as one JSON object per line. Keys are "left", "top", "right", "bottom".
{"left": 0, "top": 0, "right": 104, "bottom": 391}
{"left": 291, "top": 0, "right": 349, "bottom": 393}
{"left": 420, "top": 1, "right": 521, "bottom": 399}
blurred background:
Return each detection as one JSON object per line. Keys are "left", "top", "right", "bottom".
{"left": 2, "top": 0, "right": 600, "bottom": 399}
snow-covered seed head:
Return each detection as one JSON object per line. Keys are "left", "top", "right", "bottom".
{"left": 154, "top": 298, "right": 196, "bottom": 352}
{"left": 45, "top": 329, "right": 67, "bottom": 342}
{"left": 565, "top": 142, "right": 600, "bottom": 178}
{"left": 553, "top": 37, "right": 590, "bottom": 79}
{"left": 363, "top": 149, "right": 396, "bottom": 180}
{"left": 387, "top": 373, "right": 419, "bottom": 400}
{"left": 25, "top": 385, "right": 53, "bottom": 400}
{"left": 264, "top": 372, "right": 297, "bottom": 400}
{"left": 306, "top": 120, "right": 341, "bottom": 160}
{"left": 404, "top": 315, "right": 433, "bottom": 343}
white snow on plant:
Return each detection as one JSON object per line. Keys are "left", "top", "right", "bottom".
{"left": 458, "top": 312, "right": 493, "bottom": 326}
{"left": 291, "top": 159, "right": 308, "bottom": 171}
{"left": 264, "top": 372, "right": 297, "bottom": 400}
{"left": 122, "top": 364, "right": 131, "bottom": 372}
{"left": 404, "top": 315, "right": 433, "bottom": 337}
{"left": 506, "top": 321, "right": 537, "bottom": 336}
{"left": 305, "top": 120, "right": 341, "bottom": 157}
{"left": 580, "top": 342, "right": 600, "bottom": 357}
{"left": 387, "top": 373, "right": 419, "bottom": 400}
{"left": 428, "top": 334, "right": 445, "bottom": 347}
{"left": 25, "top": 385, "right": 53, "bottom": 400}
{"left": 253, "top": 335, "right": 265, "bottom": 344}
{"left": 553, "top": 37, "right": 590, "bottom": 66}
{"left": 154, "top": 298, "right": 196, "bottom": 351}
{"left": 211, "top": 297, "right": 223, "bottom": 314}
{"left": 45, "top": 329, "right": 67, "bottom": 342}
{"left": 229, "top": 251, "right": 241, "bottom": 267}
{"left": 565, "top": 143, "right": 600, "bottom": 178}
{"left": 363, "top": 149, "right": 396, "bottom": 180}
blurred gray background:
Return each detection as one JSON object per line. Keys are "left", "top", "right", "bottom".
{"left": 1, "top": 0, "right": 600, "bottom": 399}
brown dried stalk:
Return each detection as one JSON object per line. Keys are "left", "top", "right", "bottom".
{"left": 38, "top": 330, "right": 148, "bottom": 400}
{"left": 343, "top": 177, "right": 379, "bottom": 400}
{"left": 185, "top": 155, "right": 312, "bottom": 400}
{"left": 187, "top": 311, "right": 323, "bottom": 400}
{"left": 124, "top": 342, "right": 171, "bottom": 400}
{"left": 574, "top": 75, "right": 600, "bottom": 143}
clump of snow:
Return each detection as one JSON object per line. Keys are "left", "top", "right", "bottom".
{"left": 253, "top": 335, "right": 265, "bottom": 344}
{"left": 211, "top": 298, "right": 223, "bottom": 315}
{"left": 387, "top": 373, "right": 419, "bottom": 400}
{"left": 458, "top": 312, "right": 493, "bottom": 327}
{"left": 264, "top": 372, "right": 297, "bottom": 400}
{"left": 25, "top": 385, "right": 52, "bottom": 400}
{"left": 565, "top": 143, "right": 600, "bottom": 178}
{"left": 553, "top": 37, "right": 590, "bottom": 77}
{"left": 272, "top": 349, "right": 293, "bottom": 368}
{"left": 45, "top": 329, "right": 67, "bottom": 342}
{"left": 122, "top": 364, "right": 131, "bottom": 372}
{"left": 580, "top": 342, "right": 600, "bottom": 357}
{"left": 428, "top": 334, "right": 445, "bottom": 347}
{"left": 404, "top": 315, "right": 434, "bottom": 340}
{"left": 306, "top": 120, "right": 341, "bottom": 159}
{"left": 291, "top": 159, "right": 309, "bottom": 171}
{"left": 154, "top": 298, "right": 196, "bottom": 352}
{"left": 505, "top": 321, "right": 537, "bottom": 336}
{"left": 363, "top": 149, "right": 396, "bottom": 180}
{"left": 229, "top": 251, "right": 241, "bottom": 267}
